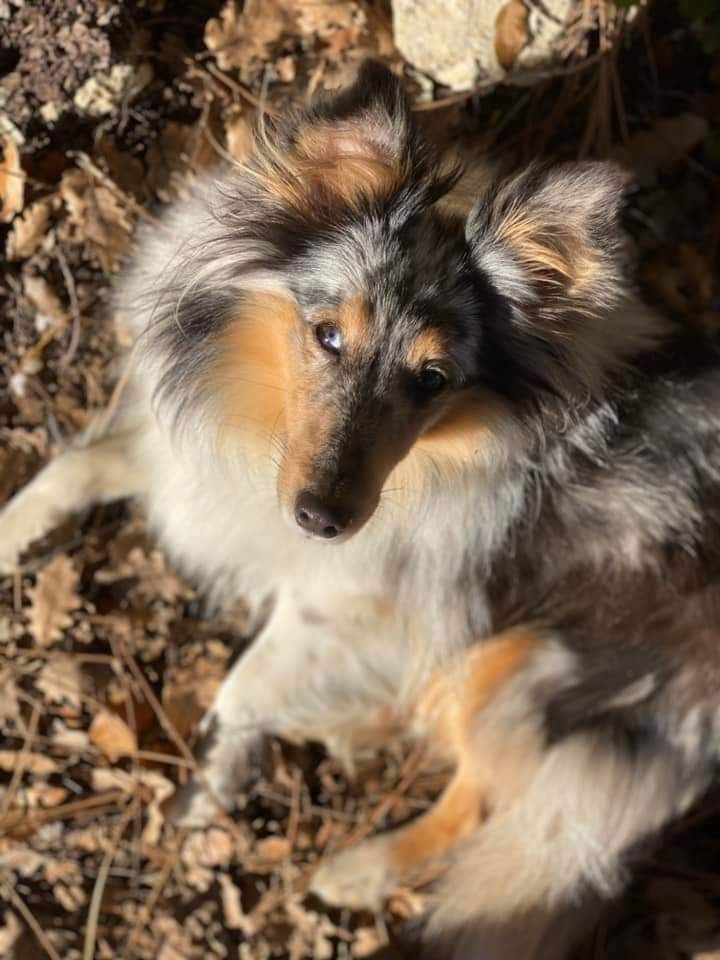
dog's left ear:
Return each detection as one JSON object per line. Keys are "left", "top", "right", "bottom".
{"left": 467, "top": 161, "right": 630, "bottom": 312}
{"left": 467, "top": 162, "right": 649, "bottom": 394}
{"left": 251, "top": 61, "right": 443, "bottom": 218}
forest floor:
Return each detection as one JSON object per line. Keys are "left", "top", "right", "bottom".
{"left": 2, "top": 1, "right": 720, "bottom": 958}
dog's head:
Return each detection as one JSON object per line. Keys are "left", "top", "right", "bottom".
{"left": 152, "top": 62, "right": 662, "bottom": 542}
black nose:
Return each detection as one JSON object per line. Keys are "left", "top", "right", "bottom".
{"left": 294, "top": 491, "right": 347, "bottom": 539}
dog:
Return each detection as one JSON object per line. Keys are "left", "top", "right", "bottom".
{"left": 3, "top": 60, "right": 720, "bottom": 958}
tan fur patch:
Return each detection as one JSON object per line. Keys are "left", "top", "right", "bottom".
{"left": 276, "top": 364, "right": 337, "bottom": 505}
{"left": 252, "top": 120, "right": 404, "bottom": 216}
{"left": 497, "top": 210, "right": 600, "bottom": 297}
{"left": 389, "top": 628, "right": 540, "bottom": 871}
{"left": 415, "top": 628, "right": 540, "bottom": 757}
{"left": 336, "top": 295, "right": 372, "bottom": 351}
{"left": 389, "top": 763, "right": 487, "bottom": 871}
{"left": 208, "top": 293, "right": 296, "bottom": 448}
{"left": 414, "top": 391, "right": 509, "bottom": 466}
{"left": 406, "top": 327, "right": 447, "bottom": 369}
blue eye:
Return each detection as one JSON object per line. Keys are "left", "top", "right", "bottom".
{"left": 316, "top": 322, "right": 342, "bottom": 355}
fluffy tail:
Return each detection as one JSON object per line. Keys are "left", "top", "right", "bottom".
{"left": 422, "top": 727, "right": 702, "bottom": 959}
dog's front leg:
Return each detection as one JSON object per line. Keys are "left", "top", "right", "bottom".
{"left": 0, "top": 430, "right": 145, "bottom": 571}
{"left": 171, "top": 591, "right": 410, "bottom": 826}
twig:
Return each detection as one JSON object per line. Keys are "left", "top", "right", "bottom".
{"left": 116, "top": 639, "right": 251, "bottom": 844}
{"left": 69, "top": 151, "right": 163, "bottom": 229}
{"left": 0, "top": 700, "right": 41, "bottom": 825}
{"left": 342, "top": 743, "right": 428, "bottom": 848}
{"left": 123, "top": 835, "right": 181, "bottom": 958}
{"left": 56, "top": 248, "right": 83, "bottom": 369}
{"left": 0, "top": 790, "right": 128, "bottom": 837}
{"left": 117, "top": 640, "right": 196, "bottom": 768}
{"left": 83, "top": 797, "right": 140, "bottom": 960}
{"left": 0, "top": 880, "right": 64, "bottom": 960}
{"left": 203, "top": 60, "right": 278, "bottom": 116}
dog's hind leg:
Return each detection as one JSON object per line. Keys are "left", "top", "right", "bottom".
{"left": 310, "top": 629, "right": 540, "bottom": 910}
{"left": 0, "top": 430, "right": 145, "bottom": 571}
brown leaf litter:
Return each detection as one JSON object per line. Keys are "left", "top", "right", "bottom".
{"left": 2, "top": 2, "right": 720, "bottom": 959}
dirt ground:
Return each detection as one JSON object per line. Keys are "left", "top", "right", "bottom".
{"left": 2, "top": 1, "right": 720, "bottom": 958}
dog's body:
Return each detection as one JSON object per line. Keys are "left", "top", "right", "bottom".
{"left": 4, "top": 63, "right": 720, "bottom": 958}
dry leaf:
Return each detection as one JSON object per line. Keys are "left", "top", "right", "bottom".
{"left": 89, "top": 709, "right": 138, "bottom": 760}
{"left": 218, "top": 873, "right": 248, "bottom": 931}
{"left": 73, "top": 64, "right": 134, "bottom": 117}
{"left": 6, "top": 199, "right": 51, "bottom": 260}
{"left": 91, "top": 767, "right": 135, "bottom": 793}
{"left": 0, "top": 751, "right": 59, "bottom": 775}
{"left": 97, "top": 546, "right": 192, "bottom": 604}
{"left": 352, "top": 926, "right": 383, "bottom": 957}
{"left": 182, "top": 827, "right": 234, "bottom": 870}
{"left": 255, "top": 836, "right": 291, "bottom": 862}
{"left": 36, "top": 655, "right": 86, "bottom": 708}
{"left": 59, "top": 167, "right": 134, "bottom": 271}
{"left": 49, "top": 719, "right": 90, "bottom": 751}
{"left": 224, "top": 109, "right": 254, "bottom": 164}
{"left": 27, "top": 555, "right": 81, "bottom": 648}
{"left": 295, "top": 0, "right": 360, "bottom": 36}
{"left": 162, "top": 653, "right": 227, "bottom": 739}
{"left": 0, "top": 137, "right": 24, "bottom": 223}
{"left": 205, "top": 0, "right": 295, "bottom": 75}
{"left": 495, "top": 0, "right": 529, "bottom": 71}
{"left": 23, "top": 273, "right": 66, "bottom": 322}
{"left": 0, "top": 668, "right": 20, "bottom": 723}
{"left": 0, "top": 912, "right": 21, "bottom": 956}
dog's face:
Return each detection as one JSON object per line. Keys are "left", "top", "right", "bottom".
{"left": 155, "top": 63, "right": 656, "bottom": 542}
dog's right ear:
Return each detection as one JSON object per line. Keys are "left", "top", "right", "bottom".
{"left": 249, "top": 61, "right": 449, "bottom": 219}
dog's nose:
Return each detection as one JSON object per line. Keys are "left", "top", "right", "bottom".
{"left": 294, "top": 491, "right": 347, "bottom": 539}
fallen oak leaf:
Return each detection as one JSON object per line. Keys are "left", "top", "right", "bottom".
{"left": 27, "top": 555, "right": 81, "bottom": 648}
{"left": 59, "top": 167, "right": 134, "bottom": 272}
{"left": 6, "top": 199, "right": 52, "bottom": 260}
{"left": 205, "top": 0, "right": 295, "bottom": 75}
{"left": 0, "top": 751, "right": 59, "bottom": 775}
{"left": 0, "top": 136, "right": 24, "bottom": 223}
{"left": 35, "top": 655, "right": 86, "bottom": 708}
{"left": 89, "top": 709, "right": 138, "bottom": 761}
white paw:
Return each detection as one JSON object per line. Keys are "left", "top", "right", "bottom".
{"left": 167, "top": 714, "right": 264, "bottom": 828}
{"left": 311, "top": 836, "right": 394, "bottom": 910}
{"left": 168, "top": 778, "right": 229, "bottom": 828}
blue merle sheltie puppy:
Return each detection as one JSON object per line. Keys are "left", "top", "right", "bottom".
{"left": 3, "top": 61, "right": 720, "bottom": 958}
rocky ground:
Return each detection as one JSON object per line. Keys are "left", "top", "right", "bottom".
{"left": 2, "top": 1, "right": 720, "bottom": 958}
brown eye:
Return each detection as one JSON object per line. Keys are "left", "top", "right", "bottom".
{"left": 417, "top": 364, "right": 448, "bottom": 394}
{"left": 316, "top": 323, "right": 342, "bottom": 355}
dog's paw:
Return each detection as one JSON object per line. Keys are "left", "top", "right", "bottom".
{"left": 0, "top": 498, "right": 37, "bottom": 573}
{"left": 166, "top": 713, "right": 266, "bottom": 828}
{"left": 165, "top": 776, "right": 231, "bottom": 828}
{"left": 311, "top": 835, "right": 394, "bottom": 910}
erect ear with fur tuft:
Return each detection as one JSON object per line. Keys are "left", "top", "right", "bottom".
{"left": 467, "top": 162, "right": 631, "bottom": 311}
{"left": 250, "top": 61, "right": 442, "bottom": 217}
{"left": 466, "top": 162, "right": 662, "bottom": 395}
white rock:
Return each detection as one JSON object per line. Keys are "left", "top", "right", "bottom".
{"left": 392, "top": 0, "right": 574, "bottom": 91}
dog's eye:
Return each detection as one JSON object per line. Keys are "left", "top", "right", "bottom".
{"left": 316, "top": 323, "right": 342, "bottom": 355}
{"left": 417, "top": 365, "right": 448, "bottom": 393}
